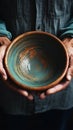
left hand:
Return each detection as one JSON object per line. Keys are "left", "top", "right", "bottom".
{"left": 40, "top": 38, "right": 73, "bottom": 99}
{"left": 0, "top": 37, "right": 33, "bottom": 101}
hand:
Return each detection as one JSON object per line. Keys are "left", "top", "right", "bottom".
{"left": 0, "top": 37, "right": 34, "bottom": 100}
{"left": 4, "top": 79, "right": 34, "bottom": 100}
{"left": 0, "top": 37, "right": 11, "bottom": 80}
{"left": 39, "top": 38, "right": 73, "bottom": 99}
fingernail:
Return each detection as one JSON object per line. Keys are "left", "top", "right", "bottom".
{"left": 28, "top": 95, "right": 34, "bottom": 100}
{"left": 3, "top": 75, "right": 7, "bottom": 80}
{"left": 47, "top": 89, "right": 54, "bottom": 94}
{"left": 40, "top": 93, "right": 46, "bottom": 99}
{"left": 67, "top": 75, "right": 72, "bottom": 81}
{"left": 22, "top": 91, "right": 28, "bottom": 97}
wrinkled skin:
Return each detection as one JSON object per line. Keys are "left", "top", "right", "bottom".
{"left": 0, "top": 37, "right": 73, "bottom": 100}
{"left": 40, "top": 38, "right": 73, "bottom": 99}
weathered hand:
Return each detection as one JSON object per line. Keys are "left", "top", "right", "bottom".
{"left": 39, "top": 38, "right": 73, "bottom": 99}
{"left": 0, "top": 37, "right": 34, "bottom": 100}
{"left": 4, "top": 80, "right": 34, "bottom": 100}
{"left": 0, "top": 37, "right": 11, "bottom": 80}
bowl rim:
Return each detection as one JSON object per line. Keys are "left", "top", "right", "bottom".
{"left": 4, "top": 31, "right": 69, "bottom": 91}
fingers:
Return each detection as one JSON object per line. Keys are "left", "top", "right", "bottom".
{"left": 0, "top": 67, "right": 7, "bottom": 80}
{"left": 5, "top": 80, "right": 34, "bottom": 100}
{"left": 27, "top": 94, "right": 34, "bottom": 100}
{"left": 40, "top": 92, "right": 46, "bottom": 99}
{"left": 18, "top": 89, "right": 33, "bottom": 100}
{"left": 0, "top": 40, "right": 11, "bottom": 80}
{"left": 39, "top": 80, "right": 70, "bottom": 99}
{"left": 66, "top": 55, "right": 73, "bottom": 79}
{"left": 17, "top": 89, "right": 33, "bottom": 100}
{"left": 46, "top": 80, "right": 70, "bottom": 95}
{"left": 14, "top": 89, "right": 34, "bottom": 100}
{"left": 0, "top": 37, "right": 11, "bottom": 46}
{"left": 0, "top": 60, "right": 7, "bottom": 80}
{"left": 40, "top": 74, "right": 72, "bottom": 99}
{"left": 16, "top": 89, "right": 34, "bottom": 100}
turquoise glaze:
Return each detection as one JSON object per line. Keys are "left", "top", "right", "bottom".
{"left": 5, "top": 31, "right": 69, "bottom": 91}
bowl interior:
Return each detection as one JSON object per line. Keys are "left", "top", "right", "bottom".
{"left": 5, "top": 32, "right": 68, "bottom": 90}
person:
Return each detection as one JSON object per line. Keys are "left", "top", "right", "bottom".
{"left": 0, "top": 0, "right": 73, "bottom": 130}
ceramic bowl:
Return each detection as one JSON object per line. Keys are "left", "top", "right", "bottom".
{"left": 4, "top": 31, "right": 69, "bottom": 91}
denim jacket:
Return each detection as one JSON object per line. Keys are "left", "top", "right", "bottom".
{"left": 0, "top": 0, "right": 73, "bottom": 115}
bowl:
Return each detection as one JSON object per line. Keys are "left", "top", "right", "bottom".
{"left": 4, "top": 31, "right": 69, "bottom": 91}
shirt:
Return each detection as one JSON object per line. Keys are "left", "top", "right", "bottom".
{"left": 0, "top": 0, "right": 73, "bottom": 115}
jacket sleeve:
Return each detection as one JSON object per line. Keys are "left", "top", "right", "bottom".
{"left": 59, "top": 18, "right": 73, "bottom": 39}
{"left": 0, "top": 20, "right": 12, "bottom": 40}
{"left": 59, "top": 1, "right": 73, "bottom": 39}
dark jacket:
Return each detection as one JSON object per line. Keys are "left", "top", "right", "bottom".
{"left": 0, "top": 0, "right": 73, "bottom": 115}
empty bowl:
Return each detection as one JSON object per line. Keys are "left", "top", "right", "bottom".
{"left": 4, "top": 31, "right": 69, "bottom": 91}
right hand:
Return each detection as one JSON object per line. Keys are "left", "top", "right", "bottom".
{"left": 0, "top": 37, "right": 34, "bottom": 100}
{"left": 0, "top": 37, "right": 11, "bottom": 80}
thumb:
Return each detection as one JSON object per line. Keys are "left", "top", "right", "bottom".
{"left": 66, "top": 55, "right": 73, "bottom": 81}
{"left": 0, "top": 61, "right": 7, "bottom": 80}
{"left": 66, "top": 70, "right": 72, "bottom": 81}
